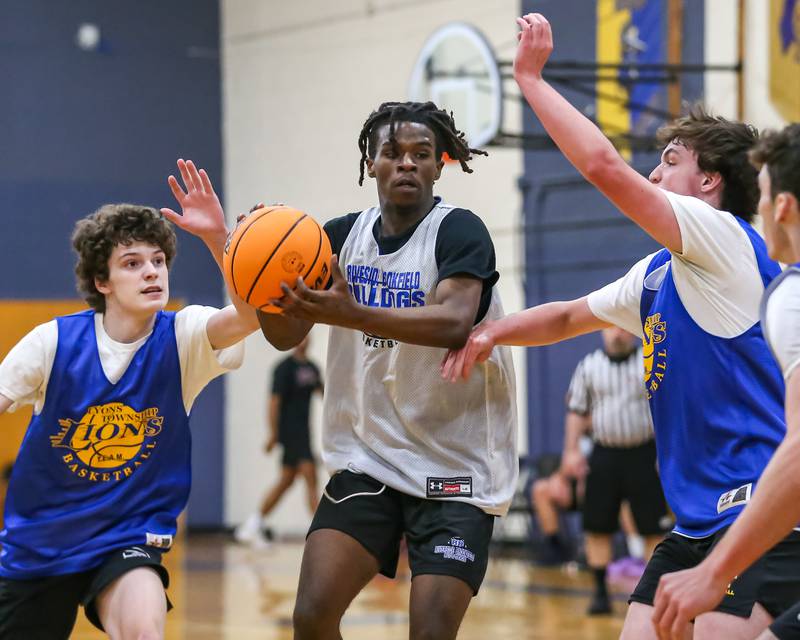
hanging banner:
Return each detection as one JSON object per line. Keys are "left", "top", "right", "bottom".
{"left": 770, "top": 0, "right": 800, "bottom": 121}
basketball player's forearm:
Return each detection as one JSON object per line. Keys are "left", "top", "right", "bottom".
{"left": 206, "top": 304, "right": 260, "bottom": 350}
{"left": 200, "top": 227, "right": 257, "bottom": 327}
{"left": 355, "top": 305, "right": 473, "bottom": 349}
{"left": 516, "top": 76, "right": 622, "bottom": 185}
{"left": 199, "top": 228, "right": 228, "bottom": 269}
{"left": 492, "top": 298, "right": 608, "bottom": 347}
{"left": 516, "top": 75, "right": 681, "bottom": 251}
{"left": 257, "top": 312, "right": 313, "bottom": 351}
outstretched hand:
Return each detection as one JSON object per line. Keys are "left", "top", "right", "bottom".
{"left": 272, "top": 256, "right": 362, "bottom": 328}
{"left": 514, "top": 13, "right": 554, "bottom": 81}
{"left": 161, "top": 159, "right": 227, "bottom": 247}
{"left": 440, "top": 321, "right": 497, "bottom": 382}
{"left": 652, "top": 564, "right": 728, "bottom": 639}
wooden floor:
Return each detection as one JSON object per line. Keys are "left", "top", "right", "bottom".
{"left": 72, "top": 534, "right": 630, "bottom": 639}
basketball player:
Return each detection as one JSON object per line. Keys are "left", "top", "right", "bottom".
{"left": 442, "top": 14, "right": 800, "bottom": 640}
{"left": 234, "top": 334, "right": 323, "bottom": 547}
{"left": 651, "top": 126, "right": 800, "bottom": 640}
{"left": 249, "top": 101, "right": 517, "bottom": 639}
{"left": 0, "top": 160, "right": 260, "bottom": 639}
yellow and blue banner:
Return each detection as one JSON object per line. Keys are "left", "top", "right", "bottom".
{"left": 771, "top": 0, "right": 800, "bottom": 121}
{"left": 596, "top": 0, "right": 666, "bottom": 156}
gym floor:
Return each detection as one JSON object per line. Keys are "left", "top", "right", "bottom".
{"left": 73, "top": 533, "right": 628, "bottom": 639}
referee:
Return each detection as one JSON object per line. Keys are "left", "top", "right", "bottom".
{"left": 560, "top": 326, "right": 668, "bottom": 615}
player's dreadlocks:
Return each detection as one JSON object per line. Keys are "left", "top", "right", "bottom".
{"left": 357, "top": 101, "right": 488, "bottom": 185}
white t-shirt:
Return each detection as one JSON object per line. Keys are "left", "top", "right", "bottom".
{"left": 0, "top": 305, "right": 244, "bottom": 415}
{"left": 763, "top": 271, "right": 800, "bottom": 380}
{"left": 587, "top": 191, "right": 765, "bottom": 339}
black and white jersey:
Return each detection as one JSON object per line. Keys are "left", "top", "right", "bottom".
{"left": 321, "top": 199, "right": 518, "bottom": 516}
{"left": 761, "top": 265, "right": 800, "bottom": 380}
{"left": 567, "top": 347, "right": 654, "bottom": 448}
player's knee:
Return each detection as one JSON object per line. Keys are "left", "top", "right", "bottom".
{"left": 411, "top": 616, "right": 458, "bottom": 640}
{"left": 293, "top": 593, "right": 341, "bottom": 638}
{"left": 117, "top": 623, "right": 162, "bottom": 640}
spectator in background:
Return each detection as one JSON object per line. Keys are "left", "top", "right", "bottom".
{"left": 531, "top": 453, "right": 584, "bottom": 566}
{"left": 561, "top": 327, "right": 668, "bottom": 615}
{"left": 234, "top": 335, "right": 323, "bottom": 547}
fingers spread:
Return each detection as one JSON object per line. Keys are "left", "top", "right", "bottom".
{"left": 160, "top": 208, "right": 181, "bottom": 224}
{"left": 167, "top": 175, "right": 186, "bottom": 203}
{"left": 177, "top": 159, "right": 194, "bottom": 192}
{"left": 199, "top": 168, "right": 215, "bottom": 194}
{"left": 185, "top": 160, "right": 203, "bottom": 192}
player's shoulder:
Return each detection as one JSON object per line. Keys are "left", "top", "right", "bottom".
{"left": 766, "top": 266, "right": 800, "bottom": 311}
{"left": 23, "top": 319, "right": 59, "bottom": 345}
{"left": 323, "top": 211, "right": 363, "bottom": 235}
{"left": 173, "top": 305, "right": 219, "bottom": 341}
{"left": 663, "top": 190, "right": 748, "bottom": 239}
{"left": 662, "top": 190, "right": 727, "bottom": 217}
{"left": 439, "top": 205, "right": 484, "bottom": 225}
{"left": 175, "top": 304, "right": 216, "bottom": 323}
{"left": 436, "top": 206, "right": 491, "bottom": 242}
{"left": 323, "top": 211, "right": 365, "bottom": 253}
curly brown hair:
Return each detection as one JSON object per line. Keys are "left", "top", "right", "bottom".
{"left": 657, "top": 104, "right": 760, "bottom": 222}
{"left": 749, "top": 124, "right": 800, "bottom": 203}
{"left": 71, "top": 204, "right": 177, "bottom": 312}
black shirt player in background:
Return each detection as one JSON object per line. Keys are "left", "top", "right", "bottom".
{"left": 234, "top": 334, "right": 323, "bottom": 547}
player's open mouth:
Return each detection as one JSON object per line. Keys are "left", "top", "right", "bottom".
{"left": 141, "top": 287, "right": 162, "bottom": 294}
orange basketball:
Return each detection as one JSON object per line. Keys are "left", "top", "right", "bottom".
{"left": 223, "top": 206, "right": 332, "bottom": 312}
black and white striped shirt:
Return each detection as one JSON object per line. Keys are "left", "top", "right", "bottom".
{"left": 566, "top": 347, "right": 653, "bottom": 447}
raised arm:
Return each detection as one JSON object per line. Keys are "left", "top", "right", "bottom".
{"left": 514, "top": 13, "right": 681, "bottom": 252}
{"left": 161, "top": 159, "right": 260, "bottom": 350}
{"left": 441, "top": 297, "right": 610, "bottom": 381}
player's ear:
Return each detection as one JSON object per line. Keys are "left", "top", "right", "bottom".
{"left": 434, "top": 157, "right": 444, "bottom": 182}
{"left": 94, "top": 277, "right": 111, "bottom": 295}
{"left": 366, "top": 158, "right": 376, "bottom": 179}
{"left": 700, "top": 171, "right": 722, "bottom": 194}
{"left": 774, "top": 191, "right": 798, "bottom": 224}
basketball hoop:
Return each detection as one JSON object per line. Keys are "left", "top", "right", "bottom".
{"left": 408, "top": 23, "right": 503, "bottom": 151}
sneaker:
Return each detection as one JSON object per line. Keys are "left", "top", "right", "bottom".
{"left": 535, "top": 538, "right": 570, "bottom": 566}
{"left": 587, "top": 592, "right": 612, "bottom": 615}
{"left": 234, "top": 513, "right": 270, "bottom": 548}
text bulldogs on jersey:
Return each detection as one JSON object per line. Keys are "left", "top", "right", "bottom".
{"left": 346, "top": 264, "right": 426, "bottom": 309}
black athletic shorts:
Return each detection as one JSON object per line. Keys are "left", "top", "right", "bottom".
{"left": 281, "top": 437, "right": 314, "bottom": 467}
{"left": 0, "top": 545, "right": 171, "bottom": 639}
{"left": 771, "top": 599, "right": 800, "bottom": 639}
{"left": 630, "top": 528, "right": 800, "bottom": 619}
{"left": 309, "top": 470, "right": 495, "bottom": 595}
{"left": 582, "top": 440, "right": 668, "bottom": 535}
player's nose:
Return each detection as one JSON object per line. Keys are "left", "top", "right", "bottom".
{"left": 398, "top": 152, "right": 416, "bottom": 170}
{"left": 648, "top": 164, "right": 663, "bottom": 184}
{"left": 143, "top": 261, "right": 159, "bottom": 278}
